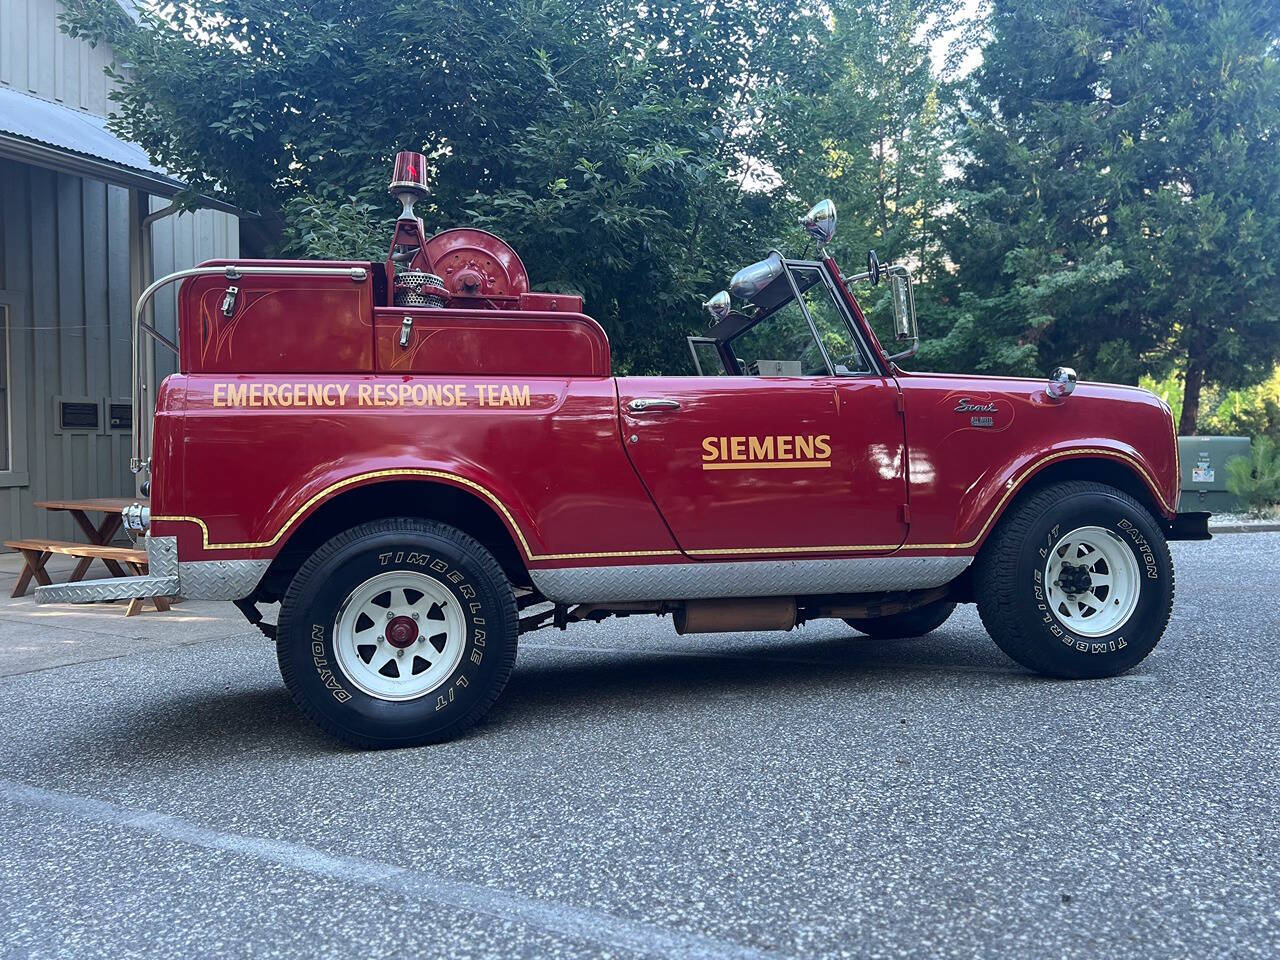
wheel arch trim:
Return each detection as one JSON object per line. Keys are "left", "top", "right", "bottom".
{"left": 152, "top": 469, "right": 678, "bottom": 564}
{"left": 910, "top": 446, "right": 1176, "bottom": 553}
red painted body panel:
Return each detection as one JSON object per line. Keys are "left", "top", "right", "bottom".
{"left": 373, "top": 308, "right": 609, "bottom": 376}
{"left": 153, "top": 257, "right": 1181, "bottom": 591}
{"left": 150, "top": 376, "right": 186, "bottom": 520}
{"left": 894, "top": 373, "right": 1179, "bottom": 552}
{"left": 152, "top": 375, "right": 679, "bottom": 567}
{"left": 616, "top": 376, "right": 907, "bottom": 555}
{"left": 179, "top": 260, "right": 375, "bottom": 374}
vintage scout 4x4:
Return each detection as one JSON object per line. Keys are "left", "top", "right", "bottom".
{"left": 41, "top": 153, "right": 1208, "bottom": 747}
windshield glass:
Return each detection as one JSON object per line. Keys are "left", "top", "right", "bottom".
{"left": 727, "top": 265, "right": 869, "bottom": 376}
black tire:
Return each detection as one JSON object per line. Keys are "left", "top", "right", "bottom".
{"left": 975, "top": 481, "right": 1174, "bottom": 679}
{"left": 276, "top": 518, "right": 518, "bottom": 748}
{"left": 844, "top": 599, "right": 956, "bottom": 639}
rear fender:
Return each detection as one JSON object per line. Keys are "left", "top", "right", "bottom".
{"left": 152, "top": 459, "right": 542, "bottom": 566}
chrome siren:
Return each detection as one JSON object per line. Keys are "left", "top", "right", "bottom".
{"left": 729, "top": 252, "right": 784, "bottom": 301}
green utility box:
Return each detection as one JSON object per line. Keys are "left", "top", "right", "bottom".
{"left": 1177, "top": 435, "right": 1251, "bottom": 513}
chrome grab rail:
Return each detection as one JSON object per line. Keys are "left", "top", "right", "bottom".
{"left": 131, "top": 264, "right": 368, "bottom": 475}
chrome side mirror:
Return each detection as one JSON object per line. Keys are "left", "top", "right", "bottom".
{"left": 704, "top": 290, "right": 731, "bottom": 323}
{"left": 890, "top": 273, "right": 913, "bottom": 340}
{"left": 884, "top": 267, "right": 919, "bottom": 364}
{"left": 1047, "top": 366, "right": 1078, "bottom": 399}
{"left": 800, "top": 199, "right": 837, "bottom": 250}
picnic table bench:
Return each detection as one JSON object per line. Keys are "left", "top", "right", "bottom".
{"left": 5, "top": 497, "right": 170, "bottom": 615}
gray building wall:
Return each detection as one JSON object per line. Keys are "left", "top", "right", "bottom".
{"left": 0, "top": 159, "right": 238, "bottom": 542}
{"left": 0, "top": 0, "right": 239, "bottom": 543}
{"left": 0, "top": 0, "right": 122, "bottom": 112}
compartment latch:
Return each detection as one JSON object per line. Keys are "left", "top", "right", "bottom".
{"left": 399, "top": 315, "right": 414, "bottom": 348}
{"left": 221, "top": 285, "right": 240, "bottom": 317}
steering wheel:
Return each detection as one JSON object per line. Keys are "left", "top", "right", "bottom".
{"left": 867, "top": 249, "right": 882, "bottom": 286}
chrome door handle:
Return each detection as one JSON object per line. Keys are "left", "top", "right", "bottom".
{"left": 628, "top": 398, "right": 681, "bottom": 413}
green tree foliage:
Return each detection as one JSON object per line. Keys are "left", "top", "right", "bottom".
{"left": 768, "top": 0, "right": 965, "bottom": 350}
{"left": 1144, "top": 364, "right": 1280, "bottom": 442}
{"left": 1225, "top": 435, "right": 1280, "bottom": 516}
{"left": 1198, "top": 364, "right": 1280, "bottom": 442}
{"left": 943, "top": 0, "right": 1280, "bottom": 432}
{"left": 61, "top": 0, "right": 844, "bottom": 373}
{"left": 60, "top": 0, "right": 1280, "bottom": 413}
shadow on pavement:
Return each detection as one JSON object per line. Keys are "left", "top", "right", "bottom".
{"left": 43, "top": 629, "right": 1034, "bottom": 765}
{"left": 78, "top": 683, "right": 345, "bottom": 767}
{"left": 490, "top": 629, "right": 1038, "bottom": 725}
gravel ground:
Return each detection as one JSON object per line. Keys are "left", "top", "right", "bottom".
{"left": 1, "top": 533, "right": 1278, "bottom": 959}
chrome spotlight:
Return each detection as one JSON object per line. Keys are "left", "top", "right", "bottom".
{"left": 704, "top": 290, "right": 731, "bottom": 323}
{"left": 800, "top": 199, "right": 837, "bottom": 250}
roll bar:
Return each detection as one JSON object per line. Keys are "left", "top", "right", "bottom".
{"left": 130, "top": 264, "right": 368, "bottom": 475}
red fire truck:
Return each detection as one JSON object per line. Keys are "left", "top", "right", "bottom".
{"left": 40, "top": 152, "right": 1208, "bottom": 747}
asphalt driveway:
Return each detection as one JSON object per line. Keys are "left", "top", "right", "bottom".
{"left": 1, "top": 533, "right": 1277, "bottom": 958}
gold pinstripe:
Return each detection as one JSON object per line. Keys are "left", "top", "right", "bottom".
{"left": 153, "top": 468, "right": 683, "bottom": 561}
{"left": 901, "top": 446, "right": 1173, "bottom": 551}
{"left": 152, "top": 448, "right": 1173, "bottom": 563}
{"left": 687, "top": 447, "right": 1173, "bottom": 556}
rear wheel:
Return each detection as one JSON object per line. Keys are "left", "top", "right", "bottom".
{"left": 276, "top": 518, "right": 518, "bottom": 748}
{"left": 975, "top": 481, "right": 1173, "bottom": 678}
{"left": 844, "top": 599, "right": 956, "bottom": 639}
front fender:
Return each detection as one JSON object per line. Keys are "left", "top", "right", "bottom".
{"left": 946, "top": 442, "right": 1177, "bottom": 552}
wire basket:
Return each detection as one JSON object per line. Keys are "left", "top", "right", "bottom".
{"left": 393, "top": 271, "right": 447, "bottom": 308}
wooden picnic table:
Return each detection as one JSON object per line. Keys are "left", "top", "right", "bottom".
{"left": 5, "top": 497, "right": 168, "bottom": 614}
{"left": 33, "top": 498, "right": 146, "bottom": 580}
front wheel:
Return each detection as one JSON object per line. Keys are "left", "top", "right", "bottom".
{"left": 975, "top": 481, "right": 1174, "bottom": 678}
{"left": 276, "top": 518, "right": 518, "bottom": 748}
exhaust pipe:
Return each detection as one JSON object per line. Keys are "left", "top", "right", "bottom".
{"left": 674, "top": 598, "right": 796, "bottom": 635}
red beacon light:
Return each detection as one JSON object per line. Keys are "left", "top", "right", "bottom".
{"left": 387, "top": 150, "right": 446, "bottom": 307}
{"left": 389, "top": 150, "right": 430, "bottom": 214}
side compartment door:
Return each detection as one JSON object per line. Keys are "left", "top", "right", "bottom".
{"left": 617, "top": 376, "right": 907, "bottom": 558}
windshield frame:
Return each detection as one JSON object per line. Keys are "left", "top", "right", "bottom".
{"left": 703, "top": 256, "right": 884, "bottom": 378}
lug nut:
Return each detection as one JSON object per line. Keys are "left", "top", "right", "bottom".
{"left": 386, "top": 611, "right": 394, "bottom": 620}
{"left": 411, "top": 612, "right": 419, "bottom": 620}
{"left": 396, "top": 650, "right": 403, "bottom": 658}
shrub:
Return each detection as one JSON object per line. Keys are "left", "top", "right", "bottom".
{"left": 1225, "top": 437, "right": 1280, "bottom": 518}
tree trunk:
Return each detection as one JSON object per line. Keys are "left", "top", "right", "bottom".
{"left": 1180, "top": 357, "right": 1203, "bottom": 436}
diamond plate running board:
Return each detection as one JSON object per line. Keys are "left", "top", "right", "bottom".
{"left": 35, "top": 536, "right": 178, "bottom": 605}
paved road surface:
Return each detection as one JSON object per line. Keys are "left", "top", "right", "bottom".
{"left": 1, "top": 534, "right": 1277, "bottom": 958}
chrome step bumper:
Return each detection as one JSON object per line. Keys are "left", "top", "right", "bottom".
{"left": 34, "top": 536, "right": 269, "bottom": 604}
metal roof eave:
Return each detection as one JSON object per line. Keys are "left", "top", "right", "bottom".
{"left": 0, "top": 131, "right": 248, "bottom": 219}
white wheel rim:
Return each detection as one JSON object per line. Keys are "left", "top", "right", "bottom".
{"left": 333, "top": 570, "right": 466, "bottom": 701}
{"left": 1043, "top": 525, "right": 1141, "bottom": 638}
